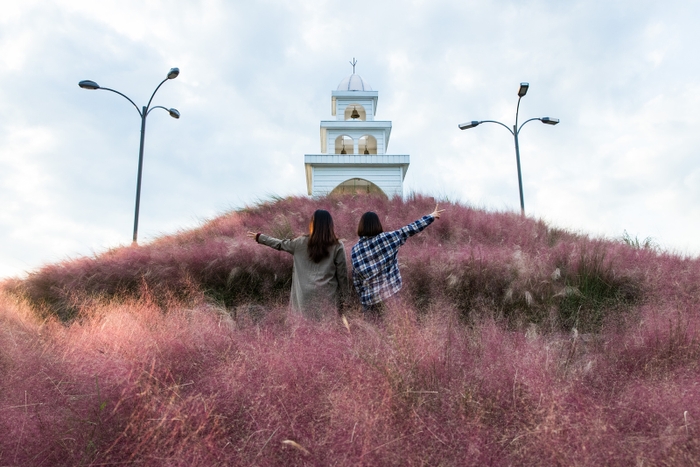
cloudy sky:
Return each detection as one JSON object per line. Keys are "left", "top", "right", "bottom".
{"left": 1, "top": 0, "right": 699, "bottom": 278}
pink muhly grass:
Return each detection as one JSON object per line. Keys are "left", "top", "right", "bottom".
{"left": 5, "top": 193, "right": 656, "bottom": 331}
{"left": 0, "top": 294, "right": 235, "bottom": 466}
{"left": 2, "top": 194, "right": 700, "bottom": 465}
{"left": 2, "top": 291, "right": 700, "bottom": 465}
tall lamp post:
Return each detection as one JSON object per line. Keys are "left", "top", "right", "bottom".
{"left": 79, "top": 67, "right": 180, "bottom": 244}
{"left": 459, "top": 82, "right": 559, "bottom": 215}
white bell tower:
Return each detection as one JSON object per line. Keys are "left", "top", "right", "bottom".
{"left": 304, "top": 59, "right": 410, "bottom": 197}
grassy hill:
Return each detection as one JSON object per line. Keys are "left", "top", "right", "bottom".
{"left": 1, "top": 194, "right": 698, "bottom": 466}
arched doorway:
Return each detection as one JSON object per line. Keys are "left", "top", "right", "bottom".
{"left": 330, "top": 178, "right": 387, "bottom": 196}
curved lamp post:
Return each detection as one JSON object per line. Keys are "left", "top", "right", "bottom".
{"left": 79, "top": 67, "right": 180, "bottom": 244}
{"left": 458, "top": 82, "right": 559, "bottom": 215}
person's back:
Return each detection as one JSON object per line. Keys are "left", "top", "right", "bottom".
{"left": 351, "top": 205, "right": 444, "bottom": 315}
{"left": 249, "top": 210, "right": 348, "bottom": 319}
{"left": 261, "top": 234, "right": 346, "bottom": 318}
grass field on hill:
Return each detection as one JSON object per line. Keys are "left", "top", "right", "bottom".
{"left": 1, "top": 195, "right": 698, "bottom": 466}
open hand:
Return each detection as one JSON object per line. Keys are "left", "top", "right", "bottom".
{"left": 430, "top": 204, "right": 446, "bottom": 219}
{"left": 246, "top": 231, "right": 259, "bottom": 240}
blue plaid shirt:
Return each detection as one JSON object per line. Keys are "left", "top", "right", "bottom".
{"left": 351, "top": 215, "right": 434, "bottom": 306}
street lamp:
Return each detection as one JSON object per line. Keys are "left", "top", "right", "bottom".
{"left": 79, "top": 67, "right": 180, "bottom": 244}
{"left": 458, "top": 82, "right": 559, "bottom": 215}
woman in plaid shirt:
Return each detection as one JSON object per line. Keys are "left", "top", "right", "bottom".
{"left": 351, "top": 204, "right": 444, "bottom": 317}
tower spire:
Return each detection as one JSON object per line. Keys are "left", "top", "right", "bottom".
{"left": 350, "top": 57, "right": 357, "bottom": 74}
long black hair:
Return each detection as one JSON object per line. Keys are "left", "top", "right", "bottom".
{"left": 357, "top": 211, "right": 384, "bottom": 237}
{"left": 307, "top": 210, "right": 339, "bottom": 263}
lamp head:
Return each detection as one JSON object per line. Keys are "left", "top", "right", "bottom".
{"left": 79, "top": 80, "right": 100, "bottom": 90}
{"left": 168, "top": 108, "right": 180, "bottom": 119}
{"left": 540, "top": 117, "right": 559, "bottom": 125}
{"left": 167, "top": 67, "right": 180, "bottom": 79}
{"left": 518, "top": 82, "right": 529, "bottom": 97}
{"left": 458, "top": 121, "right": 480, "bottom": 130}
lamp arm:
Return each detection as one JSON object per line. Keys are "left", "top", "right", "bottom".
{"left": 516, "top": 117, "right": 544, "bottom": 134}
{"left": 97, "top": 87, "right": 142, "bottom": 117}
{"left": 147, "top": 105, "right": 172, "bottom": 116}
{"left": 478, "top": 120, "right": 515, "bottom": 136}
{"left": 515, "top": 95, "right": 523, "bottom": 129}
{"left": 146, "top": 77, "right": 169, "bottom": 111}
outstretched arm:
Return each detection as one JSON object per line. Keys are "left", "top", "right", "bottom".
{"left": 396, "top": 204, "right": 446, "bottom": 243}
{"left": 247, "top": 231, "right": 296, "bottom": 254}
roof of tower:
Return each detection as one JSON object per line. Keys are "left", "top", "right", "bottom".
{"left": 337, "top": 73, "right": 373, "bottom": 91}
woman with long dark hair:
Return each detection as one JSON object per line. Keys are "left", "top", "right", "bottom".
{"left": 247, "top": 210, "right": 348, "bottom": 319}
{"left": 351, "top": 204, "right": 444, "bottom": 317}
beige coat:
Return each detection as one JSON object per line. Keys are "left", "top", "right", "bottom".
{"left": 257, "top": 234, "right": 349, "bottom": 319}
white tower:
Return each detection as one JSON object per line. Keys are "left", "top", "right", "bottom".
{"left": 304, "top": 60, "right": 410, "bottom": 197}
